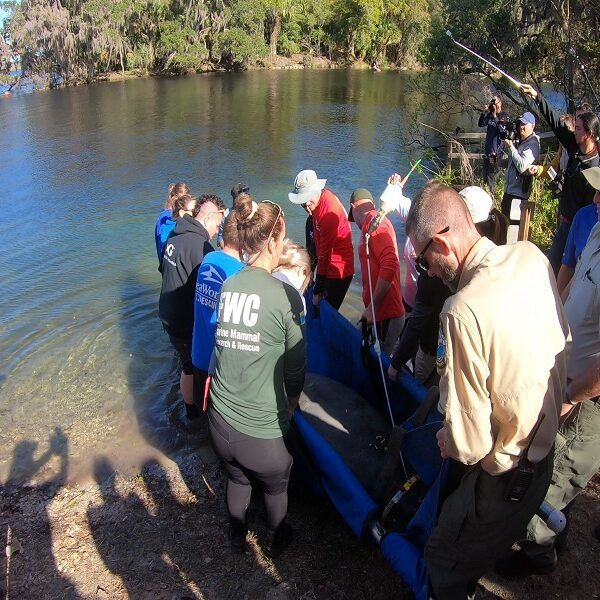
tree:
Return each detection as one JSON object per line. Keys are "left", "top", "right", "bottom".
{"left": 8, "top": 0, "right": 80, "bottom": 87}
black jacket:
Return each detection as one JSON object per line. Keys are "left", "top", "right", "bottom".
{"left": 478, "top": 110, "right": 509, "bottom": 156}
{"left": 158, "top": 214, "right": 214, "bottom": 338}
{"left": 536, "top": 93, "right": 599, "bottom": 222}
{"left": 391, "top": 274, "right": 451, "bottom": 370}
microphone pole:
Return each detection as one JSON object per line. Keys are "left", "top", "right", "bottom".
{"left": 569, "top": 47, "right": 600, "bottom": 112}
{"left": 367, "top": 159, "right": 422, "bottom": 236}
{"left": 445, "top": 30, "right": 523, "bottom": 90}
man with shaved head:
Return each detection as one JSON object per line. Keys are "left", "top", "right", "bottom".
{"left": 406, "top": 181, "right": 570, "bottom": 598}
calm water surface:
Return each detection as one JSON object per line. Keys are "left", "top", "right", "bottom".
{"left": 0, "top": 70, "right": 470, "bottom": 482}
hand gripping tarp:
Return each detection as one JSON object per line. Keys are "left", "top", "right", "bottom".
{"left": 292, "top": 298, "right": 446, "bottom": 600}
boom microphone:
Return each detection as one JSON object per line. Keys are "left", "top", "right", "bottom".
{"left": 445, "top": 30, "right": 523, "bottom": 89}
{"left": 367, "top": 160, "right": 421, "bottom": 236}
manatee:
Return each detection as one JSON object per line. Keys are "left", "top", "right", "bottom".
{"left": 298, "top": 373, "right": 391, "bottom": 498}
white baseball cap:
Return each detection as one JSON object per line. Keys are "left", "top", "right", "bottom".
{"left": 459, "top": 186, "right": 493, "bottom": 224}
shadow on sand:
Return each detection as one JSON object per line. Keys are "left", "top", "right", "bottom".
{"left": 1, "top": 427, "right": 79, "bottom": 598}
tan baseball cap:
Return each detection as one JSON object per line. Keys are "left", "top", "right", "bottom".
{"left": 583, "top": 167, "right": 600, "bottom": 191}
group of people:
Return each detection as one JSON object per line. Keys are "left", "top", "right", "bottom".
{"left": 156, "top": 181, "right": 312, "bottom": 557}
{"left": 478, "top": 87, "right": 600, "bottom": 279}
{"left": 152, "top": 80, "right": 600, "bottom": 598}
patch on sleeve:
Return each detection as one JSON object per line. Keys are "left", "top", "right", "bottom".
{"left": 436, "top": 329, "right": 447, "bottom": 372}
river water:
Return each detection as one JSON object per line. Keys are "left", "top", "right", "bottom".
{"left": 0, "top": 70, "right": 471, "bottom": 483}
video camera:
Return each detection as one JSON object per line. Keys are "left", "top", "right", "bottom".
{"left": 497, "top": 117, "right": 519, "bottom": 141}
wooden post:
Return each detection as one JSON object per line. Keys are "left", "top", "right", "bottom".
{"left": 518, "top": 201, "right": 535, "bottom": 241}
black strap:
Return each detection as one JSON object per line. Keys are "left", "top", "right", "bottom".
{"left": 522, "top": 412, "right": 546, "bottom": 463}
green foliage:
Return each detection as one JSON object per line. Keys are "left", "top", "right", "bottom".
{"left": 529, "top": 183, "right": 559, "bottom": 253}
{"left": 214, "top": 27, "right": 268, "bottom": 68}
{"left": 5, "top": 0, "right": 598, "bottom": 107}
{"left": 5, "top": 0, "right": 436, "bottom": 81}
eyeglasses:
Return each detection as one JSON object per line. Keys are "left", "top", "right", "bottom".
{"left": 414, "top": 226, "right": 450, "bottom": 274}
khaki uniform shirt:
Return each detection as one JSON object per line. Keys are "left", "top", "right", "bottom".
{"left": 564, "top": 222, "right": 600, "bottom": 379}
{"left": 437, "top": 238, "right": 570, "bottom": 475}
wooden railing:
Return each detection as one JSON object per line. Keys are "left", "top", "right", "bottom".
{"left": 447, "top": 131, "right": 556, "bottom": 162}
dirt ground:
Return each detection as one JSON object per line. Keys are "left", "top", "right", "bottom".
{"left": 1, "top": 440, "right": 599, "bottom": 599}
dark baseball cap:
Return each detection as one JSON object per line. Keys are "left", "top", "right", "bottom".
{"left": 231, "top": 183, "right": 250, "bottom": 200}
{"left": 348, "top": 188, "right": 374, "bottom": 222}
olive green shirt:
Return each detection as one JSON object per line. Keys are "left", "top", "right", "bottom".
{"left": 210, "top": 266, "right": 306, "bottom": 439}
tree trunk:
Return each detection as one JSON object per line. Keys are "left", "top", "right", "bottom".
{"left": 269, "top": 12, "right": 282, "bottom": 57}
{"left": 120, "top": 46, "right": 125, "bottom": 76}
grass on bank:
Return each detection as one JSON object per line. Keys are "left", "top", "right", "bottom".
{"left": 432, "top": 161, "right": 558, "bottom": 253}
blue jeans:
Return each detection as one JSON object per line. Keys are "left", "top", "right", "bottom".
{"left": 547, "top": 220, "right": 571, "bottom": 276}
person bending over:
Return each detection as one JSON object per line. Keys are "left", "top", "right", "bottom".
{"left": 348, "top": 187, "right": 405, "bottom": 355}
{"left": 288, "top": 170, "right": 354, "bottom": 310}
{"left": 159, "top": 194, "right": 226, "bottom": 419}
{"left": 209, "top": 196, "right": 306, "bottom": 557}
{"left": 388, "top": 186, "right": 507, "bottom": 386}
{"left": 272, "top": 239, "right": 311, "bottom": 312}
{"left": 406, "top": 181, "right": 569, "bottom": 599}
{"left": 191, "top": 208, "right": 245, "bottom": 412}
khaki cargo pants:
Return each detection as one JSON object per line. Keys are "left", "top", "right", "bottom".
{"left": 522, "top": 398, "right": 600, "bottom": 564}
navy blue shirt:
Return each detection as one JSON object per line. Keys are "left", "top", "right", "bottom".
{"left": 562, "top": 204, "right": 598, "bottom": 268}
{"left": 478, "top": 111, "right": 509, "bottom": 156}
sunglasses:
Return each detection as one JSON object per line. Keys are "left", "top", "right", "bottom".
{"left": 244, "top": 201, "right": 285, "bottom": 264}
{"left": 262, "top": 199, "right": 285, "bottom": 220}
{"left": 414, "top": 226, "right": 450, "bottom": 274}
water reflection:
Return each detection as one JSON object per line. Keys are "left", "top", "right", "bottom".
{"left": 0, "top": 70, "right": 469, "bottom": 475}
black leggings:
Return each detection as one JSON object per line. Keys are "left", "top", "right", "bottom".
{"left": 208, "top": 406, "right": 293, "bottom": 530}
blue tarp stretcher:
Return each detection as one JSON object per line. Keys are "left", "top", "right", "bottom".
{"left": 291, "top": 299, "right": 447, "bottom": 600}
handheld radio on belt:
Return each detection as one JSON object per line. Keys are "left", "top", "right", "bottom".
{"left": 506, "top": 413, "right": 545, "bottom": 503}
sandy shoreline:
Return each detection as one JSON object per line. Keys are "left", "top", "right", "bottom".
{"left": 2, "top": 291, "right": 599, "bottom": 599}
{"left": 2, "top": 441, "right": 598, "bottom": 599}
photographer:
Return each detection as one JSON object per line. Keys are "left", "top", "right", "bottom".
{"left": 501, "top": 112, "right": 540, "bottom": 223}
{"left": 478, "top": 95, "right": 509, "bottom": 193}
{"left": 520, "top": 84, "right": 600, "bottom": 274}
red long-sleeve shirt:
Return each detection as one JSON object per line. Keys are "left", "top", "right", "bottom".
{"left": 359, "top": 210, "right": 404, "bottom": 321}
{"left": 313, "top": 189, "right": 355, "bottom": 279}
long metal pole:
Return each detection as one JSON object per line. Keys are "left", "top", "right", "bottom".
{"left": 446, "top": 31, "right": 523, "bottom": 89}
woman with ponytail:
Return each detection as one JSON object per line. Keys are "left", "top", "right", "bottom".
{"left": 208, "top": 196, "right": 306, "bottom": 557}
{"left": 521, "top": 84, "right": 600, "bottom": 274}
{"left": 154, "top": 182, "right": 192, "bottom": 261}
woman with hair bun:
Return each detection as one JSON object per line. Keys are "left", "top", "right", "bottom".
{"left": 208, "top": 196, "right": 306, "bottom": 558}
{"left": 154, "top": 182, "right": 192, "bottom": 261}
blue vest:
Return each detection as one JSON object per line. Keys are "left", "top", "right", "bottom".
{"left": 192, "top": 251, "right": 244, "bottom": 371}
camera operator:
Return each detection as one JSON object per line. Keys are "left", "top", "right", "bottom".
{"left": 520, "top": 84, "right": 600, "bottom": 274}
{"left": 478, "top": 95, "right": 509, "bottom": 193}
{"left": 501, "top": 112, "right": 540, "bottom": 224}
